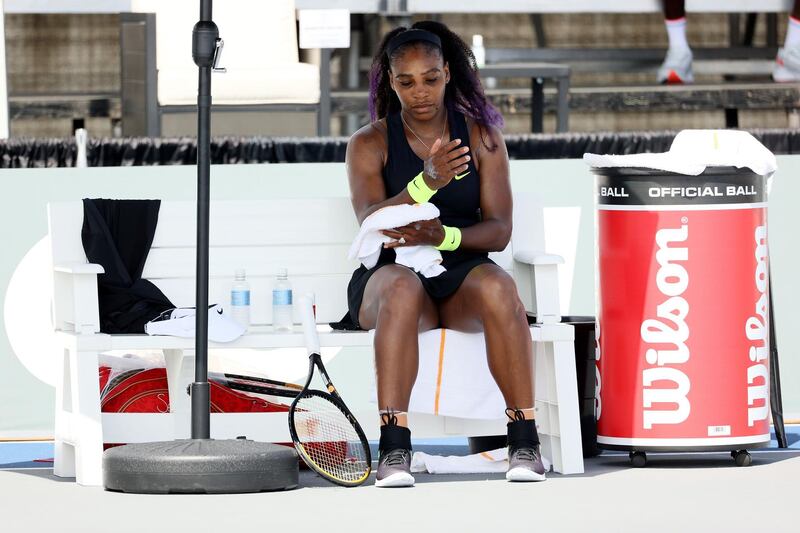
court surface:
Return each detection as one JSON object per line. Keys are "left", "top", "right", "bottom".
{"left": 2, "top": 430, "right": 798, "bottom": 532}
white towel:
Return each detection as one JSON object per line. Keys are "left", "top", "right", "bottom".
{"left": 411, "top": 448, "right": 552, "bottom": 474}
{"left": 369, "top": 329, "right": 506, "bottom": 419}
{"left": 348, "top": 203, "right": 445, "bottom": 278}
{"left": 408, "top": 329, "right": 506, "bottom": 420}
{"left": 412, "top": 448, "right": 508, "bottom": 474}
{"left": 584, "top": 129, "right": 777, "bottom": 177}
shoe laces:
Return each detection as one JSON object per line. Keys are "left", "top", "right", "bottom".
{"left": 383, "top": 448, "right": 409, "bottom": 466}
{"left": 512, "top": 447, "right": 537, "bottom": 462}
{"left": 505, "top": 407, "right": 526, "bottom": 422}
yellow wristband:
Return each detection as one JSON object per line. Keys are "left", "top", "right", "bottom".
{"left": 406, "top": 172, "right": 436, "bottom": 204}
{"left": 436, "top": 225, "right": 462, "bottom": 251}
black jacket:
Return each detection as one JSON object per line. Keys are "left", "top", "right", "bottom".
{"left": 81, "top": 198, "right": 174, "bottom": 333}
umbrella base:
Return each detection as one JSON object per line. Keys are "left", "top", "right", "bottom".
{"left": 103, "top": 439, "right": 298, "bottom": 494}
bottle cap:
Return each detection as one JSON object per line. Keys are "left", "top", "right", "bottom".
{"left": 278, "top": 267, "right": 288, "bottom": 278}
{"left": 472, "top": 34, "right": 484, "bottom": 47}
{"left": 234, "top": 268, "right": 246, "bottom": 280}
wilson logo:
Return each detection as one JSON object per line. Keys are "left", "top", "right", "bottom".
{"left": 746, "top": 225, "right": 769, "bottom": 426}
{"left": 641, "top": 224, "right": 691, "bottom": 429}
{"left": 595, "top": 320, "right": 602, "bottom": 421}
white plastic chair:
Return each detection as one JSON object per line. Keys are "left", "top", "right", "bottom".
{"left": 128, "top": 0, "right": 327, "bottom": 135}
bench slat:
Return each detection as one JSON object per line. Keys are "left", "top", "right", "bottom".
{"left": 143, "top": 244, "right": 359, "bottom": 278}
{"left": 152, "top": 200, "right": 359, "bottom": 248}
{"left": 144, "top": 245, "right": 514, "bottom": 279}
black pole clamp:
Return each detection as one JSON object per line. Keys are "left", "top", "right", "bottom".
{"left": 192, "top": 20, "right": 223, "bottom": 70}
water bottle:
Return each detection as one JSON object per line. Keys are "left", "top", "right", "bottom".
{"left": 230, "top": 269, "right": 251, "bottom": 330}
{"left": 272, "top": 268, "right": 293, "bottom": 332}
{"left": 472, "top": 34, "right": 496, "bottom": 89}
{"left": 472, "top": 34, "right": 486, "bottom": 68}
{"left": 75, "top": 128, "right": 88, "bottom": 168}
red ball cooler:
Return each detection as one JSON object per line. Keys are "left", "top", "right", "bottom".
{"left": 593, "top": 166, "right": 770, "bottom": 467}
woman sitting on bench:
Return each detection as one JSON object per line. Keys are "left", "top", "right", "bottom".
{"left": 345, "top": 21, "right": 545, "bottom": 487}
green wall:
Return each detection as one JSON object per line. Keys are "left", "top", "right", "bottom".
{"left": 0, "top": 158, "right": 796, "bottom": 437}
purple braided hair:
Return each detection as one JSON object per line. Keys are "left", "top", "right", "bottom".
{"left": 368, "top": 21, "right": 504, "bottom": 135}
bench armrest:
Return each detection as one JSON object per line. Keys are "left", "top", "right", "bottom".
{"left": 54, "top": 262, "right": 105, "bottom": 275}
{"left": 512, "top": 250, "right": 565, "bottom": 266}
{"left": 512, "top": 250, "right": 563, "bottom": 325}
{"left": 53, "top": 263, "right": 104, "bottom": 334}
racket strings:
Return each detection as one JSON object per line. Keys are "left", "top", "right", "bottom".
{"left": 294, "top": 394, "right": 370, "bottom": 483}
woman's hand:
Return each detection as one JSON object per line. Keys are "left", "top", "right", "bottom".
{"left": 422, "top": 138, "right": 471, "bottom": 190}
{"left": 382, "top": 218, "right": 445, "bottom": 249}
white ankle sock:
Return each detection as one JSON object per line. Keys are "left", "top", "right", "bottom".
{"left": 665, "top": 17, "right": 689, "bottom": 51}
{"left": 784, "top": 16, "right": 800, "bottom": 49}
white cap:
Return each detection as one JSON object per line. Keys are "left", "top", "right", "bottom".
{"left": 145, "top": 304, "right": 246, "bottom": 343}
{"left": 472, "top": 34, "right": 484, "bottom": 47}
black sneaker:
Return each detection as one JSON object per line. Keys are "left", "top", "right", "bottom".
{"left": 375, "top": 447, "right": 414, "bottom": 487}
{"left": 506, "top": 445, "right": 546, "bottom": 482}
{"left": 505, "top": 408, "right": 546, "bottom": 482}
{"left": 375, "top": 411, "right": 414, "bottom": 488}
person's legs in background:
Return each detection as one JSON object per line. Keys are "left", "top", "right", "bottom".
{"left": 773, "top": 1, "right": 800, "bottom": 81}
{"left": 658, "top": 0, "right": 694, "bottom": 84}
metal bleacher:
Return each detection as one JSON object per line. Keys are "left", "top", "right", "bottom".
{"left": 4, "top": 1, "right": 800, "bottom": 137}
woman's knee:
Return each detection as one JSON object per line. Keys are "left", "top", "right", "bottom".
{"left": 477, "top": 270, "right": 526, "bottom": 318}
{"left": 377, "top": 271, "right": 426, "bottom": 316}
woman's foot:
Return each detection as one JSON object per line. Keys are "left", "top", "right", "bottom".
{"left": 375, "top": 409, "right": 414, "bottom": 487}
{"left": 375, "top": 447, "right": 414, "bottom": 487}
{"left": 506, "top": 445, "right": 546, "bottom": 482}
{"left": 505, "top": 408, "right": 546, "bottom": 482}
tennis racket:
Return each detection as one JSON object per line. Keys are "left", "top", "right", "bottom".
{"left": 216, "top": 373, "right": 303, "bottom": 398}
{"left": 288, "top": 295, "right": 372, "bottom": 487}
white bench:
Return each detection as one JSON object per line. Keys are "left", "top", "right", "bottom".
{"left": 48, "top": 193, "right": 583, "bottom": 486}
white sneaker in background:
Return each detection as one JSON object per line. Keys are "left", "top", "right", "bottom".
{"left": 772, "top": 46, "right": 800, "bottom": 82}
{"left": 657, "top": 47, "right": 694, "bottom": 84}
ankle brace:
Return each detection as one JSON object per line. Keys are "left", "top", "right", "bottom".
{"left": 507, "top": 419, "right": 540, "bottom": 448}
{"left": 379, "top": 423, "right": 412, "bottom": 453}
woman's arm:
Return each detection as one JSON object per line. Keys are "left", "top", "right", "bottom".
{"left": 347, "top": 122, "right": 471, "bottom": 226}
{"left": 346, "top": 123, "right": 412, "bottom": 225}
{"left": 459, "top": 123, "right": 512, "bottom": 252}
{"left": 381, "top": 122, "right": 511, "bottom": 252}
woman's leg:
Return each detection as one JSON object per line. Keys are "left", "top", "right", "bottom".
{"left": 438, "top": 263, "right": 534, "bottom": 414}
{"left": 358, "top": 264, "right": 439, "bottom": 426}
{"left": 438, "top": 263, "right": 545, "bottom": 481}
{"left": 359, "top": 265, "right": 438, "bottom": 487}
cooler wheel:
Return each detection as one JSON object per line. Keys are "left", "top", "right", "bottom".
{"left": 732, "top": 450, "right": 752, "bottom": 467}
{"left": 629, "top": 451, "right": 647, "bottom": 468}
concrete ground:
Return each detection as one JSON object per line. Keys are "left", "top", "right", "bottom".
{"left": 1, "top": 442, "right": 798, "bottom": 533}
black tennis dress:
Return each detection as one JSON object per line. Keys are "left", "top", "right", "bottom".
{"left": 346, "top": 109, "right": 496, "bottom": 329}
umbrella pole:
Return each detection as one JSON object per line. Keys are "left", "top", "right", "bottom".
{"left": 191, "top": 0, "right": 216, "bottom": 439}
{"left": 102, "top": 0, "right": 299, "bottom": 493}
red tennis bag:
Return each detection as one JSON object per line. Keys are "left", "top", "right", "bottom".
{"left": 99, "top": 366, "right": 291, "bottom": 414}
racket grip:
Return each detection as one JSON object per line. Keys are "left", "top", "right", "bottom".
{"left": 298, "top": 294, "right": 321, "bottom": 355}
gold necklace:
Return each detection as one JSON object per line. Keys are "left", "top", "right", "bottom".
{"left": 401, "top": 110, "right": 447, "bottom": 152}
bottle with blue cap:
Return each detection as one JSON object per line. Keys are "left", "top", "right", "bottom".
{"left": 230, "top": 269, "right": 251, "bottom": 330}
{"left": 272, "top": 267, "right": 293, "bottom": 332}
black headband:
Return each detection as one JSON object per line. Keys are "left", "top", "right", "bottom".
{"left": 386, "top": 29, "right": 442, "bottom": 58}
